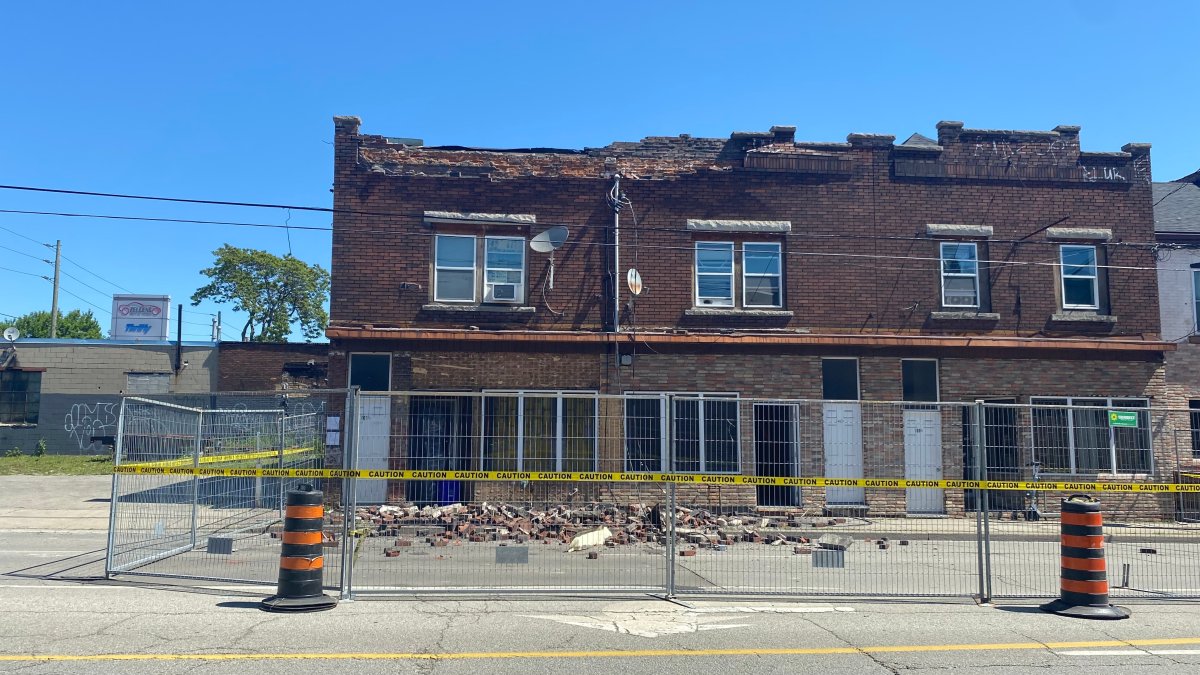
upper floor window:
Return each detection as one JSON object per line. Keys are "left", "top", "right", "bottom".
{"left": 0, "top": 370, "right": 41, "bottom": 426}
{"left": 433, "top": 234, "right": 526, "bottom": 304}
{"left": 1192, "top": 270, "right": 1200, "bottom": 333}
{"left": 940, "top": 242, "right": 979, "bottom": 308}
{"left": 695, "top": 242, "right": 782, "bottom": 308}
{"left": 1059, "top": 245, "right": 1099, "bottom": 310}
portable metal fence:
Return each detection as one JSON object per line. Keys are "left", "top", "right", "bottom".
{"left": 106, "top": 392, "right": 344, "bottom": 588}
{"left": 106, "top": 391, "right": 1200, "bottom": 601}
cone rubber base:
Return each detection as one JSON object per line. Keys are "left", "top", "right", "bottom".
{"left": 260, "top": 594, "right": 338, "bottom": 613}
{"left": 1039, "top": 599, "right": 1130, "bottom": 620}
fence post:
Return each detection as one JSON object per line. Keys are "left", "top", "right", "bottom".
{"left": 339, "top": 387, "right": 359, "bottom": 601}
{"left": 277, "top": 415, "right": 286, "bottom": 518}
{"left": 664, "top": 393, "right": 676, "bottom": 598}
{"left": 104, "top": 397, "right": 127, "bottom": 578}
{"left": 190, "top": 409, "right": 203, "bottom": 550}
{"left": 972, "top": 400, "right": 992, "bottom": 603}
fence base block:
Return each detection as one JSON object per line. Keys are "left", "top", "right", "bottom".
{"left": 1039, "top": 599, "right": 1130, "bottom": 620}
{"left": 260, "top": 594, "right": 338, "bottom": 613}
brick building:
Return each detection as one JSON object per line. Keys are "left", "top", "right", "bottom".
{"left": 326, "top": 115, "right": 1176, "bottom": 514}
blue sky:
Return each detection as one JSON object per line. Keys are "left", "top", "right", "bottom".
{"left": 1, "top": 1, "right": 1197, "bottom": 341}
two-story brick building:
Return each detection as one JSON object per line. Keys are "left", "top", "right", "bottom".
{"left": 326, "top": 116, "right": 1175, "bottom": 513}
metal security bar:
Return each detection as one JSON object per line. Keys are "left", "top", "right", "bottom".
{"left": 105, "top": 392, "right": 1200, "bottom": 601}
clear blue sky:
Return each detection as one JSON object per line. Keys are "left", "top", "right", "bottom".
{"left": 2, "top": 1, "right": 1197, "bottom": 342}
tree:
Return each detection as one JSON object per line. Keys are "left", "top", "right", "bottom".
{"left": 191, "top": 245, "right": 330, "bottom": 342}
{"left": 9, "top": 309, "right": 103, "bottom": 339}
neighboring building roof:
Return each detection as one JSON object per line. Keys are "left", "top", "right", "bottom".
{"left": 1174, "top": 168, "right": 1200, "bottom": 185}
{"left": 8, "top": 338, "right": 217, "bottom": 347}
{"left": 1153, "top": 182, "right": 1200, "bottom": 234}
{"left": 901, "top": 132, "right": 939, "bottom": 148}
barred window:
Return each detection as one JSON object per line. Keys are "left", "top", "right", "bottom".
{"left": 0, "top": 370, "right": 41, "bottom": 426}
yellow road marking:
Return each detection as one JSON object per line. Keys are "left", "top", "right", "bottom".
{"left": 3, "top": 637, "right": 1200, "bottom": 661}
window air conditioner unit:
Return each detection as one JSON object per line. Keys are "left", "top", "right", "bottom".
{"left": 485, "top": 283, "right": 523, "bottom": 304}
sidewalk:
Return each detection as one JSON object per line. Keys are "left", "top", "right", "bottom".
{"left": 0, "top": 475, "right": 111, "bottom": 531}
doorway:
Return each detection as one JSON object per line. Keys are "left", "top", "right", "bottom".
{"left": 349, "top": 353, "right": 391, "bottom": 505}
{"left": 754, "top": 403, "right": 801, "bottom": 507}
{"left": 902, "top": 360, "right": 944, "bottom": 514}
{"left": 822, "top": 358, "right": 864, "bottom": 506}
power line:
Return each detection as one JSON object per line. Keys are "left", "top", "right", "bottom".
{"left": 0, "top": 184, "right": 340, "bottom": 214}
{"left": 0, "top": 209, "right": 331, "bottom": 232}
{"left": 56, "top": 285, "right": 111, "bottom": 315}
{"left": 0, "top": 224, "right": 50, "bottom": 248}
{"left": 0, "top": 243, "right": 51, "bottom": 263}
{"left": 60, "top": 269, "right": 115, "bottom": 299}
{"left": 61, "top": 254, "right": 133, "bottom": 294}
{"left": 0, "top": 265, "right": 49, "bottom": 279}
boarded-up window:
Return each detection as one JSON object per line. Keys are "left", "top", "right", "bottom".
{"left": 126, "top": 372, "right": 170, "bottom": 395}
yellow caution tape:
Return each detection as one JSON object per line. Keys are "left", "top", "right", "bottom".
{"left": 129, "top": 446, "right": 318, "bottom": 468}
{"left": 108, "top": 466, "right": 1200, "bottom": 492}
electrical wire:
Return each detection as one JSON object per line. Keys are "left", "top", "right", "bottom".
{"left": 0, "top": 244, "right": 50, "bottom": 263}
{"left": 60, "top": 254, "right": 133, "bottom": 294}
{"left": 0, "top": 224, "right": 49, "bottom": 248}
{"left": 59, "top": 269, "right": 116, "bottom": 299}
{"left": 0, "top": 265, "right": 49, "bottom": 279}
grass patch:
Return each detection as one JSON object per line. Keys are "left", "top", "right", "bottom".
{"left": 0, "top": 454, "right": 114, "bottom": 476}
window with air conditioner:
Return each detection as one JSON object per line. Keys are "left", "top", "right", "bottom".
{"left": 432, "top": 234, "right": 526, "bottom": 305}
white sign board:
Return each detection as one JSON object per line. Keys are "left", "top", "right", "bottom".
{"left": 111, "top": 295, "right": 171, "bottom": 341}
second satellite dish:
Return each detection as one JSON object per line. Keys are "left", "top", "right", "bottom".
{"left": 2, "top": 327, "right": 19, "bottom": 343}
{"left": 530, "top": 226, "right": 570, "bottom": 289}
{"left": 626, "top": 268, "right": 643, "bottom": 296}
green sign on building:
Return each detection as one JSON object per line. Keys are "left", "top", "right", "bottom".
{"left": 1108, "top": 411, "right": 1139, "bottom": 428}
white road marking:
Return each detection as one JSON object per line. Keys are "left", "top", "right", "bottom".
{"left": 524, "top": 602, "right": 853, "bottom": 638}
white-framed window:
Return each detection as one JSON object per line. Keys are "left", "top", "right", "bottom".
{"left": 695, "top": 241, "right": 784, "bottom": 309}
{"left": 434, "top": 234, "right": 477, "bottom": 302}
{"left": 483, "top": 236, "right": 526, "bottom": 304}
{"left": 1192, "top": 270, "right": 1200, "bottom": 333}
{"left": 482, "top": 391, "right": 597, "bottom": 472}
{"left": 1060, "top": 245, "right": 1099, "bottom": 310}
{"left": 623, "top": 392, "right": 740, "bottom": 473}
{"left": 940, "top": 242, "right": 979, "bottom": 308}
{"left": 434, "top": 234, "right": 526, "bottom": 304}
{"left": 743, "top": 243, "right": 783, "bottom": 308}
{"left": 1030, "top": 397, "right": 1151, "bottom": 475}
{"left": 695, "top": 242, "right": 735, "bottom": 307}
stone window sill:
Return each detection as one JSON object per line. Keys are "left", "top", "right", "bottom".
{"left": 685, "top": 308, "right": 794, "bottom": 318}
{"left": 929, "top": 311, "right": 1000, "bottom": 321}
{"left": 421, "top": 304, "right": 536, "bottom": 314}
{"left": 1049, "top": 312, "right": 1117, "bottom": 324}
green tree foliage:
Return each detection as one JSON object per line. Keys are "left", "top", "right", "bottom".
{"left": 10, "top": 309, "right": 104, "bottom": 339}
{"left": 191, "top": 245, "right": 330, "bottom": 342}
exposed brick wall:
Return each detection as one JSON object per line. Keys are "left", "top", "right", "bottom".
{"left": 217, "top": 342, "right": 329, "bottom": 392}
{"left": 331, "top": 117, "right": 1159, "bottom": 339}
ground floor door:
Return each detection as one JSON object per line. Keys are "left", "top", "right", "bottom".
{"left": 904, "top": 409, "right": 944, "bottom": 514}
{"left": 754, "top": 403, "right": 801, "bottom": 507}
{"left": 355, "top": 395, "right": 391, "bottom": 504}
{"left": 823, "top": 402, "right": 864, "bottom": 505}
{"left": 349, "top": 353, "right": 392, "bottom": 505}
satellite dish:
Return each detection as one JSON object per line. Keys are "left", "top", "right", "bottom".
{"left": 2, "top": 327, "right": 19, "bottom": 343}
{"left": 627, "top": 268, "right": 643, "bottom": 296}
{"left": 530, "top": 226, "right": 570, "bottom": 290}
{"left": 530, "top": 226, "right": 569, "bottom": 253}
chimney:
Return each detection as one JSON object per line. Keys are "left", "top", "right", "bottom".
{"left": 936, "top": 120, "right": 964, "bottom": 145}
{"left": 770, "top": 125, "right": 796, "bottom": 144}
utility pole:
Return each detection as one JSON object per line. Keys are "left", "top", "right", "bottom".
{"left": 49, "top": 240, "right": 61, "bottom": 338}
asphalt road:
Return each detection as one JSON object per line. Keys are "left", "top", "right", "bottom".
{"left": 3, "top": 529, "right": 1200, "bottom": 674}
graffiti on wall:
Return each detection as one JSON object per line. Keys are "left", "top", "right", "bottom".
{"left": 64, "top": 402, "right": 119, "bottom": 450}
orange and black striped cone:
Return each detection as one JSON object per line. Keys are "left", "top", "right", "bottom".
{"left": 1040, "top": 495, "right": 1129, "bottom": 620}
{"left": 261, "top": 483, "right": 338, "bottom": 612}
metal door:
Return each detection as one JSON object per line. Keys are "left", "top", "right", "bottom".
{"left": 904, "top": 409, "right": 944, "bottom": 513}
{"left": 355, "top": 395, "right": 391, "bottom": 504}
{"left": 824, "top": 402, "right": 864, "bottom": 504}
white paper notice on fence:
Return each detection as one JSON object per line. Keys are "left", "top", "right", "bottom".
{"left": 326, "top": 416, "right": 340, "bottom": 431}
{"left": 326, "top": 431, "right": 341, "bottom": 446}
